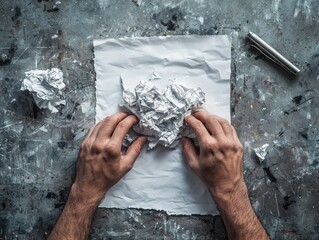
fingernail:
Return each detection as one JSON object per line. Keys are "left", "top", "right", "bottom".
{"left": 129, "top": 114, "right": 138, "bottom": 122}
{"left": 134, "top": 117, "right": 139, "bottom": 123}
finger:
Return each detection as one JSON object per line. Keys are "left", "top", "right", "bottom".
{"left": 87, "top": 121, "right": 103, "bottom": 139}
{"left": 191, "top": 107, "right": 207, "bottom": 114}
{"left": 83, "top": 121, "right": 103, "bottom": 147}
{"left": 184, "top": 115, "right": 210, "bottom": 145}
{"left": 111, "top": 115, "right": 138, "bottom": 146}
{"left": 123, "top": 136, "right": 147, "bottom": 168}
{"left": 182, "top": 137, "right": 200, "bottom": 172}
{"left": 96, "top": 112, "right": 129, "bottom": 140}
{"left": 211, "top": 115, "right": 233, "bottom": 138}
{"left": 231, "top": 126, "right": 242, "bottom": 145}
{"left": 85, "top": 123, "right": 97, "bottom": 139}
{"left": 192, "top": 112, "right": 225, "bottom": 138}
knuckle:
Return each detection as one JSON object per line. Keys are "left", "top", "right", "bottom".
{"left": 105, "top": 142, "right": 119, "bottom": 156}
{"left": 188, "top": 160, "right": 198, "bottom": 170}
{"left": 212, "top": 115, "right": 230, "bottom": 125}
{"left": 221, "top": 140, "right": 231, "bottom": 148}
{"left": 80, "top": 142, "right": 87, "bottom": 150}
{"left": 235, "top": 142, "right": 243, "bottom": 152}
{"left": 118, "top": 120, "right": 130, "bottom": 130}
{"left": 207, "top": 117, "right": 219, "bottom": 126}
{"left": 194, "top": 121, "right": 201, "bottom": 130}
{"left": 208, "top": 115, "right": 217, "bottom": 120}
{"left": 104, "top": 116, "right": 114, "bottom": 123}
{"left": 202, "top": 140, "right": 216, "bottom": 151}
{"left": 208, "top": 116, "right": 217, "bottom": 121}
{"left": 220, "top": 141, "right": 233, "bottom": 151}
{"left": 193, "top": 120, "right": 203, "bottom": 130}
{"left": 91, "top": 142, "right": 104, "bottom": 153}
{"left": 219, "top": 118, "right": 229, "bottom": 125}
{"left": 132, "top": 146, "right": 141, "bottom": 156}
{"left": 219, "top": 140, "right": 243, "bottom": 152}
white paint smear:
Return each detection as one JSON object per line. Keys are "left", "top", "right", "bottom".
{"left": 51, "top": 34, "right": 58, "bottom": 39}
{"left": 198, "top": 16, "right": 204, "bottom": 25}
{"left": 39, "top": 126, "right": 48, "bottom": 132}
{"left": 20, "top": 68, "right": 65, "bottom": 113}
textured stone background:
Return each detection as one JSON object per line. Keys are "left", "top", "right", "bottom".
{"left": 0, "top": 0, "right": 319, "bottom": 239}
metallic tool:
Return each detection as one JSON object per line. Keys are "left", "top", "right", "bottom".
{"left": 247, "top": 32, "right": 300, "bottom": 75}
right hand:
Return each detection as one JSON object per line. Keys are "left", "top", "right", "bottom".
{"left": 182, "top": 112, "right": 245, "bottom": 200}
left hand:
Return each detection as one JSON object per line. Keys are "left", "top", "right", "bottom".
{"left": 72, "top": 112, "right": 147, "bottom": 204}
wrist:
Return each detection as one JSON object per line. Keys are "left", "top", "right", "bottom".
{"left": 48, "top": 184, "right": 102, "bottom": 240}
{"left": 69, "top": 183, "right": 106, "bottom": 210}
{"left": 209, "top": 180, "right": 249, "bottom": 207}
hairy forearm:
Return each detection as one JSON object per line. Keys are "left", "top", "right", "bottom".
{"left": 212, "top": 183, "right": 269, "bottom": 240}
{"left": 48, "top": 184, "right": 103, "bottom": 240}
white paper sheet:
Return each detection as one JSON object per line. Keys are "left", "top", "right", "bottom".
{"left": 94, "top": 35, "right": 231, "bottom": 215}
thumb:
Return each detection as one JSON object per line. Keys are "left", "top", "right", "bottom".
{"left": 123, "top": 136, "right": 147, "bottom": 167}
{"left": 182, "top": 137, "right": 200, "bottom": 172}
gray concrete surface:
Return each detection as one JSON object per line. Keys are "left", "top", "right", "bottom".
{"left": 1, "top": 0, "right": 319, "bottom": 239}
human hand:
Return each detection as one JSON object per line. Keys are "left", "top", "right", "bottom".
{"left": 183, "top": 112, "right": 269, "bottom": 240}
{"left": 182, "top": 112, "right": 244, "bottom": 201}
{"left": 73, "top": 112, "right": 147, "bottom": 205}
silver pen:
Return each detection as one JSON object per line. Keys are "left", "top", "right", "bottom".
{"left": 247, "top": 32, "right": 300, "bottom": 75}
